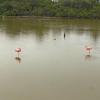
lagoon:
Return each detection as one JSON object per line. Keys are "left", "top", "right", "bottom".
{"left": 0, "top": 17, "right": 100, "bottom": 100}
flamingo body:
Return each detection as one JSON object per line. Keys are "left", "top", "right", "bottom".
{"left": 85, "top": 46, "right": 92, "bottom": 54}
{"left": 86, "top": 47, "right": 92, "bottom": 51}
{"left": 15, "top": 48, "right": 21, "bottom": 53}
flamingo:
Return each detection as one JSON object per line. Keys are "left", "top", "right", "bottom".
{"left": 15, "top": 48, "right": 21, "bottom": 57}
{"left": 85, "top": 46, "right": 92, "bottom": 54}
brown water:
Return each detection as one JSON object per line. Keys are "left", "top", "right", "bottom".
{"left": 0, "top": 17, "right": 100, "bottom": 100}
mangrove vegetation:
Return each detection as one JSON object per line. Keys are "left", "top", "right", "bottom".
{"left": 0, "top": 0, "right": 100, "bottom": 18}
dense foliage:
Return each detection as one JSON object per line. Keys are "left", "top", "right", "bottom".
{"left": 0, "top": 0, "right": 100, "bottom": 18}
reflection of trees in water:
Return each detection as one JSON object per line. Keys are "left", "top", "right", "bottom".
{"left": 90, "top": 31, "right": 100, "bottom": 42}
{"left": 0, "top": 18, "right": 49, "bottom": 39}
{"left": 0, "top": 17, "right": 100, "bottom": 42}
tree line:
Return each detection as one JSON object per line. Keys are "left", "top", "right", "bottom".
{"left": 0, "top": 0, "right": 100, "bottom": 18}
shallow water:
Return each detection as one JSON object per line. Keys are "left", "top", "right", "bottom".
{"left": 0, "top": 17, "right": 100, "bottom": 100}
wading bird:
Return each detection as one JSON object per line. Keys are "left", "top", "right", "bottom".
{"left": 64, "top": 32, "right": 66, "bottom": 39}
{"left": 15, "top": 48, "right": 21, "bottom": 57}
{"left": 85, "top": 46, "right": 92, "bottom": 54}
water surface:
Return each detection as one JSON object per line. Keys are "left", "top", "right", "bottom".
{"left": 0, "top": 17, "right": 100, "bottom": 100}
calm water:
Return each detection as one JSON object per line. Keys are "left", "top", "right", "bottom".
{"left": 0, "top": 17, "right": 100, "bottom": 100}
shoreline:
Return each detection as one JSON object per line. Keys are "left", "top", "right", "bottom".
{"left": 0, "top": 15, "right": 100, "bottom": 19}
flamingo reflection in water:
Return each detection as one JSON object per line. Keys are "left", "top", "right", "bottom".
{"left": 15, "top": 48, "right": 22, "bottom": 64}
{"left": 15, "top": 57, "right": 21, "bottom": 64}
{"left": 85, "top": 54, "right": 92, "bottom": 60}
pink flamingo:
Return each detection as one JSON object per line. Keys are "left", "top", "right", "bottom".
{"left": 15, "top": 48, "right": 21, "bottom": 57}
{"left": 85, "top": 46, "right": 92, "bottom": 54}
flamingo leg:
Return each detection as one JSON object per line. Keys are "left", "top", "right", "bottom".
{"left": 17, "top": 52, "right": 19, "bottom": 57}
{"left": 88, "top": 50, "right": 91, "bottom": 55}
